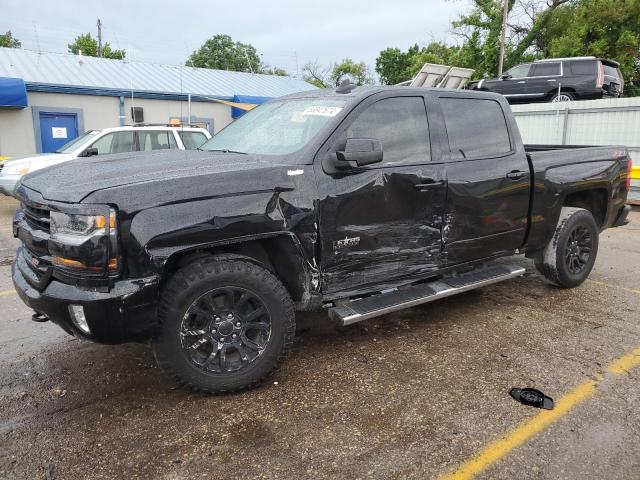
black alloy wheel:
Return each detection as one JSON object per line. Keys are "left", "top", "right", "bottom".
{"left": 564, "top": 225, "right": 592, "bottom": 275}
{"left": 153, "top": 258, "right": 295, "bottom": 393}
{"left": 181, "top": 287, "right": 271, "bottom": 373}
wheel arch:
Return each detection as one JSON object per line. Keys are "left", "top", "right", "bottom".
{"left": 158, "top": 234, "right": 319, "bottom": 309}
{"left": 562, "top": 188, "right": 608, "bottom": 228}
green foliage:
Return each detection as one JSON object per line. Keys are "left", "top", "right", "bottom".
{"left": 375, "top": 42, "right": 481, "bottom": 85}
{"left": 452, "top": 0, "right": 517, "bottom": 77}
{"left": 302, "top": 61, "right": 331, "bottom": 88}
{"left": 0, "top": 30, "right": 21, "bottom": 48}
{"left": 302, "top": 59, "right": 373, "bottom": 88}
{"left": 330, "top": 58, "right": 373, "bottom": 86}
{"left": 262, "top": 67, "right": 289, "bottom": 76}
{"left": 376, "top": 45, "right": 420, "bottom": 85}
{"left": 542, "top": 0, "right": 640, "bottom": 87}
{"left": 68, "top": 33, "right": 125, "bottom": 59}
{"left": 374, "top": 0, "right": 639, "bottom": 95}
{"left": 187, "top": 34, "right": 260, "bottom": 73}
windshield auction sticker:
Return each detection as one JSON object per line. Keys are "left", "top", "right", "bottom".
{"left": 302, "top": 106, "right": 342, "bottom": 117}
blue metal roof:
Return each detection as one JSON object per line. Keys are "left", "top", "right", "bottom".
{"left": 0, "top": 47, "right": 315, "bottom": 100}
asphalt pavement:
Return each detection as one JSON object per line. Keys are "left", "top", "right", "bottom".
{"left": 1, "top": 195, "right": 639, "bottom": 480}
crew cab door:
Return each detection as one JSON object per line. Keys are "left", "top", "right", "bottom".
{"left": 483, "top": 63, "right": 531, "bottom": 99}
{"left": 315, "top": 94, "right": 447, "bottom": 296}
{"left": 526, "top": 61, "right": 563, "bottom": 99}
{"left": 438, "top": 94, "right": 531, "bottom": 263}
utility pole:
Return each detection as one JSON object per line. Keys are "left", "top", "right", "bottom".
{"left": 97, "top": 19, "right": 103, "bottom": 57}
{"left": 497, "top": 0, "right": 509, "bottom": 75}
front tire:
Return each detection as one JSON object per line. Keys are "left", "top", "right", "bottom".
{"left": 534, "top": 207, "right": 599, "bottom": 288}
{"left": 153, "top": 258, "right": 295, "bottom": 393}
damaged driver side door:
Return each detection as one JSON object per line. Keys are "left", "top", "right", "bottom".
{"left": 315, "top": 94, "right": 447, "bottom": 297}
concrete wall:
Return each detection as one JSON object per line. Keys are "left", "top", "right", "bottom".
{"left": 0, "top": 92, "right": 232, "bottom": 158}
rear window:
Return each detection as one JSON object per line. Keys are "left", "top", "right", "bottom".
{"left": 530, "top": 62, "right": 561, "bottom": 77}
{"left": 440, "top": 98, "right": 511, "bottom": 159}
{"left": 179, "top": 131, "right": 208, "bottom": 150}
{"left": 570, "top": 60, "right": 597, "bottom": 75}
{"left": 603, "top": 65, "right": 620, "bottom": 79}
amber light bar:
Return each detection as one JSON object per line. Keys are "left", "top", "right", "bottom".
{"left": 53, "top": 256, "right": 119, "bottom": 272}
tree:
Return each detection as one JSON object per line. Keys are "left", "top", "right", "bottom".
{"left": 541, "top": 0, "right": 640, "bottom": 91}
{"left": 0, "top": 31, "right": 21, "bottom": 48}
{"left": 302, "top": 59, "right": 373, "bottom": 87}
{"left": 437, "top": 0, "right": 573, "bottom": 78}
{"left": 187, "top": 34, "right": 260, "bottom": 73}
{"left": 302, "top": 61, "right": 331, "bottom": 88}
{"left": 449, "top": 0, "right": 573, "bottom": 77}
{"left": 376, "top": 45, "right": 421, "bottom": 85}
{"left": 261, "top": 66, "right": 289, "bottom": 76}
{"left": 330, "top": 59, "right": 373, "bottom": 86}
{"left": 376, "top": 42, "right": 468, "bottom": 85}
{"left": 68, "top": 33, "right": 125, "bottom": 59}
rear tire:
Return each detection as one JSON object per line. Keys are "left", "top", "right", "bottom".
{"left": 550, "top": 92, "right": 574, "bottom": 103}
{"left": 534, "top": 207, "right": 599, "bottom": 288}
{"left": 153, "top": 258, "right": 295, "bottom": 394}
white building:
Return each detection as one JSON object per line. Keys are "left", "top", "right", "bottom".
{"left": 0, "top": 47, "right": 314, "bottom": 158}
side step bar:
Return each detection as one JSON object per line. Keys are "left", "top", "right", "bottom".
{"left": 328, "top": 263, "right": 525, "bottom": 326}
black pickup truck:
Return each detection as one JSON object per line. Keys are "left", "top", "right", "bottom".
{"left": 12, "top": 86, "right": 632, "bottom": 393}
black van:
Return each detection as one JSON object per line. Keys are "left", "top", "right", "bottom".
{"left": 469, "top": 57, "right": 624, "bottom": 103}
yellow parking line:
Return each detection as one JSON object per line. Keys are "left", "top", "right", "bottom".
{"left": 0, "top": 289, "right": 16, "bottom": 297}
{"left": 439, "top": 346, "right": 640, "bottom": 480}
{"left": 587, "top": 278, "right": 640, "bottom": 295}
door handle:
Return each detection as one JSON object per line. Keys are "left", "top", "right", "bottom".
{"left": 547, "top": 79, "right": 557, "bottom": 82}
{"left": 415, "top": 180, "right": 445, "bottom": 190}
{"left": 517, "top": 81, "right": 525, "bottom": 84}
{"left": 506, "top": 170, "right": 527, "bottom": 180}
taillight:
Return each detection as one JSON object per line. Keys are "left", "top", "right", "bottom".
{"left": 626, "top": 158, "right": 633, "bottom": 192}
{"left": 596, "top": 62, "right": 604, "bottom": 88}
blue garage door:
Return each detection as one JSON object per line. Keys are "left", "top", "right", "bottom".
{"left": 39, "top": 112, "right": 78, "bottom": 153}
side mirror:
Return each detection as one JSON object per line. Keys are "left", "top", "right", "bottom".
{"left": 500, "top": 73, "right": 512, "bottom": 80}
{"left": 82, "top": 147, "right": 99, "bottom": 157}
{"left": 335, "top": 138, "right": 383, "bottom": 168}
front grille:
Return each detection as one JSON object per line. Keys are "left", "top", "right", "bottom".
{"left": 22, "top": 203, "right": 51, "bottom": 233}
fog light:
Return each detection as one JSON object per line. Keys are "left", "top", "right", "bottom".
{"left": 68, "top": 305, "right": 90, "bottom": 334}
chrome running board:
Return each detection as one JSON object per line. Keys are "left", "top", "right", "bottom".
{"left": 328, "top": 263, "right": 525, "bottom": 326}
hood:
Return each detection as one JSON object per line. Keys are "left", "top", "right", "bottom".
{"left": 2, "top": 152, "right": 64, "bottom": 167}
{"left": 20, "top": 149, "right": 296, "bottom": 204}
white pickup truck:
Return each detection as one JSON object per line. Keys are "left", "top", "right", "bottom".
{"left": 0, "top": 125, "right": 211, "bottom": 197}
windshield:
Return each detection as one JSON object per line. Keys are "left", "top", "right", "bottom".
{"left": 200, "top": 98, "right": 346, "bottom": 155}
{"left": 55, "top": 130, "right": 101, "bottom": 153}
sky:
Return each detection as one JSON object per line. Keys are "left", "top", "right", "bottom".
{"left": 3, "top": 0, "right": 468, "bottom": 77}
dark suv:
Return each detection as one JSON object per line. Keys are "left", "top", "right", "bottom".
{"left": 469, "top": 57, "right": 624, "bottom": 103}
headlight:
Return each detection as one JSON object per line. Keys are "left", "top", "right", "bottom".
{"left": 50, "top": 210, "right": 115, "bottom": 237}
{"left": 49, "top": 208, "right": 119, "bottom": 274}
{"left": 4, "top": 160, "right": 32, "bottom": 176}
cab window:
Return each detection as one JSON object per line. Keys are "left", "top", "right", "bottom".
{"left": 341, "top": 96, "right": 430, "bottom": 166}
{"left": 441, "top": 98, "right": 511, "bottom": 159}
{"left": 91, "top": 132, "right": 135, "bottom": 155}
{"left": 138, "top": 131, "right": 178, "bottom": 151}
{"left": 506, "top": 63, "right": 531, "bottom": 78}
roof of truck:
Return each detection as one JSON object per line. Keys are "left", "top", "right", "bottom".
{"left": 279, "top": 84, "right": 505, "bottom": 103}
{"left": 535, "top": 56, "right": 620, "bottom": 67}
